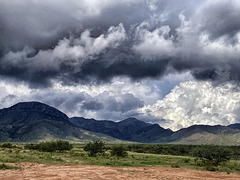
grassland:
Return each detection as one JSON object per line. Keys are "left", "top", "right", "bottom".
{"left": 1, "top": 143, "right": 240, "bottom": 174}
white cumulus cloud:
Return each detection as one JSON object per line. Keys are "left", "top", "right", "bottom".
{"left": 141, "top": 81, "right": 240, "bottom": 131}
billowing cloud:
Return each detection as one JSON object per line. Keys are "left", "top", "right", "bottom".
{"left": 1, "top": 0, "right": 239, "bottom": 87}
{"left": 141, "top": 81, "right": 240, "bottom": 131}
{"left": 0, "top": 23, "right": 126, "bottom": 87}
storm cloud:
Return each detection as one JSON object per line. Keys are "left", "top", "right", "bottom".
{"left": 1, "top": 0, "right": 239, "bottom": 87}
{"left": 0, "top": 0, "right": 240, "bottom": 130}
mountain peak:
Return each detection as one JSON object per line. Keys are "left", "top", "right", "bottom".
{"left": 0, "top": 101, "right": 69, "bottom": 122}
{"left": 121, "top": 117, "right": 139, "bottom": 122}
{"left": 0, "top": 102, "right": 118, "bottom": 142}
{"left": 11, "top": 101, "right": 54, "bottom": 110}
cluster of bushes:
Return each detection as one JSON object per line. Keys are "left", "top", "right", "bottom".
{"left": 25, "top": 140, "right": 73, "bottom": 152}
{"left": 192, "top": 146, "right": 231, "bottom": 170}
{"left": 126, "top": 144, "right": 240, "bottom": 158}
{"left": 126, "top": 144, "right": 237, "bottom": 170}
{"left": 83, "top": 140, "right": 128, "bottom": 158}
{"left": 126, "top": 144, "right": 198, "bottom": 156}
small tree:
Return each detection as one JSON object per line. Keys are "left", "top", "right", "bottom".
{"left": 110, "top": 145, "right": 128, "bottom": 158}
{"left": 83, "top": 140, "right": 105, "bottom": 157}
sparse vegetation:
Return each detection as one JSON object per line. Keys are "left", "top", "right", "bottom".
{"left": 1, "top": 143, "right": 240, "bottom": 174}
{"left": 125, "top": 144, "right": 240, "bottom": 159}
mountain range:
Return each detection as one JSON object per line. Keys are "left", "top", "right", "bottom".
{"left": 1, "top": 101, "right": 240, "bottom": 145}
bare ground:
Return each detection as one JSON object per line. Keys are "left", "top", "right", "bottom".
{"left": 1, "top": 163, "right": 240, "bottom": 180}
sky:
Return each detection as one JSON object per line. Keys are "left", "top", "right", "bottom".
{"left": 0, "top": 0, "right": 240, "bottom": 131}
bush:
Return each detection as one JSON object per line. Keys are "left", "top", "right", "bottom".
{"left": 183, "top": 158, "right": 190, "bottom": 163}
{"left": 24, "top": 140, "right": 73, "bottom": 152}
{"left": 110, "top": 145, "right": 128, "bottom": 158}
{"left": 83, "top": 140, "right": 105, "bottom": 157}
{"left": 1, "top": 142, "right": 14, "bottom": 148}
{"left": 0, "top": 163, "right": 18, "bottom": 170}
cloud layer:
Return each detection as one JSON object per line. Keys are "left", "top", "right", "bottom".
{"left": 1, "top": 0, "right": 240, "bottom": 87}
{"left": 0, "top": 0, "right": 240, "bottom": 129}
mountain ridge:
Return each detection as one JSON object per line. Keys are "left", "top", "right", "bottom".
{"left": 69, "top": 117, "right": 172, "bottom": 142}
{"left": 0, "top": 101, "right": 122, "bottom": 143}
{"left": 1, "top": 101, "right": 240, "bottom": 145}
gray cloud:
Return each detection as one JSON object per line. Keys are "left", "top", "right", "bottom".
{"left": 3, "top": 0, "right": 236, "bottom": 87}
{"left": 198, "top": 0, "right": 240, "bottom": 44}
{"left": 82, "top": 100, "right": 104, "bottom": 111}
{"left": 0, "top": 80, "right": 146, "bottom": 121}
{"left": 101, "top": 93, "right": 144, "bottom": 113}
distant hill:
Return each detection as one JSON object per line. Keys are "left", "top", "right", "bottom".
{"left": 69, "top": 117, "right": 173, "bottom": 142}
{"left": 0, "top": 102, "right": 121, "bottom": 143}
{"left": 154, "top": 124, "right": 240, "bottom": 145}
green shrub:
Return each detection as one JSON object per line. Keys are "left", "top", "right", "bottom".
{"left": 24, "top": 140, "right": 73, "bottom": 152}
{"left": 110, "top": 145, "right": 128, "bottom": 158}
{"left": 0, "top": 163, "right": 19, "bottom": 170}
{"left": 183, "top": 158, "right": 190, "bottom": 163}
{"left": 83, "top": 140, "right": 105, "bottom": 157}
{"left": 1, "top": 142, "right": 13, "bottom": 148}
{"left": 171, "top": 164, "right": 180, "bottom": 168}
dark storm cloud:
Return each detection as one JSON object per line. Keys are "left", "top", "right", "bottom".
{"left": 102, "top": 93, "right": 144, "bottom": 113}
{"left": 0, "top": 0, "right": 240, "bottom": 88}
{"left": 191, "top": 66, "right": 240, "bottom": 82}
{"left": 191, "top": 69, "right": 217, "bottom": 81}
{"left": 199, "top": 0, "right": 240, "bottom": 44}
{"left": 82, "top": 100, "right": 104, "bottom": 111}
{"left": 0, "top": 0, "right": 80, "bottom": 54}
{"left": 29, "top": 90, "right": 90, "bottom": 114}
{"left": 72, "top": 59, "right": 170, "bottom": 83}
{"left": 0, "top": 0, "right": 148, "bottom": 54}
{"left": 79, "top": 92, "right": 145, "bottom": 120}
{"left": 79, "top": 92, "right": 144, "bottom": 115}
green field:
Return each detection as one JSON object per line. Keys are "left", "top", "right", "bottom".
{"left": 1, "top": 142, "right": 240, "bottom": 174}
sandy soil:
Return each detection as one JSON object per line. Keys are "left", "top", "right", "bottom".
{"left": 0, "top": 163, "right": 240, "bottom": 180}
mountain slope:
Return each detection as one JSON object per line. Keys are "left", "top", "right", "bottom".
{"left": 69, "top": 117, "right": 172, "bottom": 142}
{"left": 171, "top": 132, "right": 240, "bottom": 145}
{"left": 155, "top": 124, "right": 240, "bottom": 145}
{"left": 228, "top": 123, "right": 240, "bottom": 130}
{"left": 0, "top": 102, "right": 121, "bottom": 142}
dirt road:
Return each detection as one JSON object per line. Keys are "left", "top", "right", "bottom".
{"left": 0, "top": 163, "right": 240, "bottom": 180}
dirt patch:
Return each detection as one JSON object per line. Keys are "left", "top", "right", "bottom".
{"left": 0, "top": 163, "right": 240, "bottom": 180}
